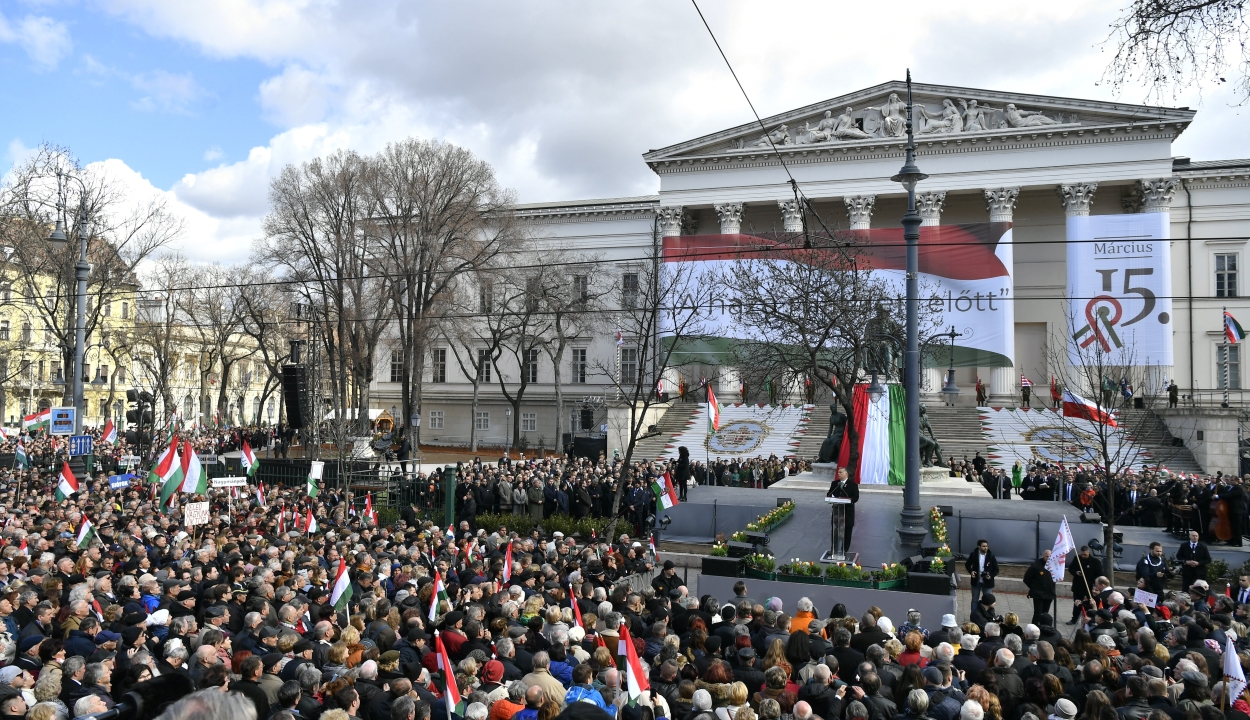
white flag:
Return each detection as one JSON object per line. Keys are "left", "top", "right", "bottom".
{"left": 1048, "top": 516, "right": 1076, "bottom": 581}
{"left": 1226, "top": 633, "right": 1246, "bottom": 702}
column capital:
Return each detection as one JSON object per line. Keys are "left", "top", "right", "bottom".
{"left": 917, "top": 191, "right": 946, "bottom": 227}
{"left": 1057, "top": 183, "right": 1098, "bottom": 217}
{"left": 657, "top": 206, "right": 686, "bottom": 237}
{"left": 983, "top": 187, "right": 1020, "bottom": 223}
{"left": 844, "top": 195, "right": 876, "bottom": 231}
{"left": 778, "top": 199, "right": 804, "bottom": 233}
{"left": 714, "top": 202, "right": 746, "bottom": 234}
{"left": 1135, "top": 178, "right": 1180, "bottom": 213}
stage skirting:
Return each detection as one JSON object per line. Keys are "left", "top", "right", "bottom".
{"left": 698, "top": 574, "right": 956, "bottom": 624}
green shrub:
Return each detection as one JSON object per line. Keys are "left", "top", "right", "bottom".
{"left": 376, "top": 507, "right": 400, "bottom": 528}
{"left": 1208, "top": 558, "right": 1232, "bottom": 581}
{"left": 472, "top": 512, "right": 613, "bottom": 539}
{"left": 710, "top": 543, "right": 728, "bottom": 557}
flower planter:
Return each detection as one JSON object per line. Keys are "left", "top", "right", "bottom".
{"left": 825, "top": 578, "right": 873, "bottom": 588}
{"left": 778, "top": 573, "right": 825, "bottom": 585}
{"left": 874, "top": 579, "right": 907, "bottom": 591}
{"left": 744, "top": 567, "right": 777, "bottom": 581}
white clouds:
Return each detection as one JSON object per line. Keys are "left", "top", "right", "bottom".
{"left": 203, "top": 146, "right": 224, "bottom": 162}
{"left": 130, "top": 69, "right": 207, "bottom": 114}
{"left": 258, "top": 64, "right": 334, "bottom": 127}
{"left": 0, "top": 9, "right": 71, "bottom": 69}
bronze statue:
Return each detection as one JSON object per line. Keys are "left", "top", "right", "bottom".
{"left": 918, "top": 404, "right": 946, "bottom": 467}
{"left": 817, "top": 400, "right": 848, "bottom": 464}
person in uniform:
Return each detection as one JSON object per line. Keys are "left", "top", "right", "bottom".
{"left": 825, "top": 467, "right": 860, "bottom": 548}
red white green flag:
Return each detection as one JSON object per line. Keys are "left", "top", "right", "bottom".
{"left": 650, "top": 471, "right": 678, "bottom": 509}
{"left": 240, "top": 441, "right": 258, "bottom": 476}
{"left": 434, "top": 630, "right": 463, "bottom": 717}
{"left": 56, "top": 462, "right": 79, "bottom": 501}
{"left": 502, "top": 541, "right": 513, "bottom": 583}
{"left": 707, "top": 386, "right": 720, "bottom": 434}
{"left": 75, "top": 515, "right": 95, "bottom": 549}
{"left": 330, "top": 557, "right": 352, "bottom": 611}
{"left": 618, "top": 624, "right": 650, "bottom": 701}
{"left": 22, "top": 408, "right": 49, "bottom": 433}
{"left": 101, "top": 418, "right": 117, "bottom": 446}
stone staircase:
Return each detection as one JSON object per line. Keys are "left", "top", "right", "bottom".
{"left": 925, "top": 405, "right": 993, "bottom": 464}
{"left": 631, "top": 403, "right": 702, "bottom": 460}
{"left": 1117, "top": 408, "right": 1205, "bottom": 474}
{"left": 793, "top": 403, "right": 830, "bottom": 460}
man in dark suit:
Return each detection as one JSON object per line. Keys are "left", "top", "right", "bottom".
{"left": 827, "top": 467, "right": 860, "bottom": 548}
{"left": 1215, "top": 476, "right": 1248, "bottom": 546}
{"left": 733, "top": 647, "right": 766, "bottom": 693}
{"left": 964, "top": 540, "right": 998, "bottom": 615}
{"left": 1176, "top": 530, "right": 1212, "bottom": 589}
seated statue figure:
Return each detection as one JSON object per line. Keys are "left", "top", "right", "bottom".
{"left": 817, "top": 402, "right": 848, "bottom": 463}
{"left": 918, "top": 404, "right": 946, "bottom": 467}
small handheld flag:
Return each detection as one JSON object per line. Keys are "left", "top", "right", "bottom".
{"left": 56, "top": 462, "right": 79, "bottom": 501}
{"left": 75, "top": 515, "right": 96, "bottom": 549}
{"left": 649, "top": 535, "right": 660, "bottom": 563}
{"left": 305, "top": 507, "right": 318, "bottom": 534}
{"left": 618, "top": 624, "right": 650, "bottom": 699}
{"left": 240, "top": 441, "right": 258, "bottom": 477}
{"left": 569, "top": 583, "right": 583, "bottom": 628}
{"left": 364, "top": 494, "right": 376, "bottom": 524}
{"left": 707, "top": 386, "right": 721, "bottom": 434}
{"left": 428, "top": 570, "right": 448, "bottom": 622}
{"left": 330, "top": 558, "right": 352, "bottom": 611}
{"left": 502, "top": 541, "right": 513, "bottom": 584}
{"left": 307, "top": 461, "right": 323, "bottom": 498}
{"left": 101, "top": 418, "right": 118, "bottom": 446}
{"left": 434, "top": 631, "right": 463, "bottom": 717}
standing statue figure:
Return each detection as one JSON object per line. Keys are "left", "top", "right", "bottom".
{"left": 817, "top": 401, "right": 848, "bottom": 464}
{"left": 753, "top": 124, "right": 791, "bottom": 147}
{"left": 918, "top": 404, "right": 946, "bottom": 467}
{"left": 918, "top": 99, "right": 964, "bottom": 134}
{"left": 865, "top": 93, "right": 907, "bottom": 137}
{"left": 832, "top": 107, "right": 873, "bottom": 139}
{"left": 1004, "top": 104, "right": 1059, "bottom": 128}
{"left": 959, "top": 99, "right": 998, "bottom": 132}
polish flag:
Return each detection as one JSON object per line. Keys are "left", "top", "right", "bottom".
{"left": 1062, "top": 390, "right": 1118, "bottom": 427}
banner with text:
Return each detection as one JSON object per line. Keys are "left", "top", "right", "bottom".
{"left": 1066, "top": 213, "right": 1173, "bottom": 366}
{"left": 661, "top": 223, "right": 1015, "bottom": 367}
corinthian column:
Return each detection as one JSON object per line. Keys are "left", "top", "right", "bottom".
{"left": 714, "top": 202, "right": 746, "bottom": 234}
{"left": 984, "top": 187, "right": 1019, "bottom": 223}
{"left": 1057, "top": 183, "right": 1098, "bottom": 217}
{"left": 844, "top": 195, "right": 875, "bottom": 230}
{"left": 917, "top": 191, "right": 946, "bottom": 227}
{"left": 657, "top": 206, "right": 685, "bottom": 238}
{"left": 778, "top": 199, "right": 804, "bottom": 233}
{"left": 1136, "top": 178, "right": 1180, "bottom": 213}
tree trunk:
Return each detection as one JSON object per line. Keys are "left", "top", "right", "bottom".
{"left": 552, "top": 342, "right": 565, "bottom": 451}
{"left": 470, "top": 380, "right": 480, "bottom": 452}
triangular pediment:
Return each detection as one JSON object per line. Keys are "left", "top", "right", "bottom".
{"left": 642, "top": 81, "right": 1195, "bottom": 166}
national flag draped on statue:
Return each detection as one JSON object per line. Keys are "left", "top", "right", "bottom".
{"left": 330, "top": 558, "right": 352, "bottom": 611}
{"left": 22, "top": 408, "right": 49, "bottom": 433}
{"left": 307, "top": 461, "right": 323, "bottom": 498}
{"left": 101, "top": 418, "right": 117, "bottom": 446}
{"left": 75, "top": 515, "right": 95, "bottom": 549}
{"left": 1226, "top": 310, "right": 1246, "bottom": 344}
{"left": 618, "top": 624, "right": 649, "bottom": 700}
{"left": 651, "top": 471, "right": 679, "bottom": 509}
{"left": 1047, "top": 516, "right": 1076, "bottom": 580}
{"left": 707, "top": 386, "right": 720, "bottom": 434}
{"left": 179, "top": 440, "right": 206, "bottom": 494}
{"left": 1062, "top": 390, "right": 1118, "bottom": 427}
{"left": 835, "top": 383, "right": 906, "bottom": 486}
{"left": 240, "top": 441, "right": 258, "bottom": 476}
{"left": 56, "top": 462, "right": 79, "bottom": 501}
{"left": 434, "top": 631, "right": 463, "bottom": 718}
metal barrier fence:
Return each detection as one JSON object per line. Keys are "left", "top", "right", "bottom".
{"left": 616, "top": 569, "right": 655, "bottom": 594}
{"left": 254, "top": 458, "right": 447, "bottom": 520}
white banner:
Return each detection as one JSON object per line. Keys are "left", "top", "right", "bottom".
{"left": 309, "top": 461, "right": 324, "bottom": 480}
{"left": 210, "top": 477, "right": 248, "bottom": 488}
{"left": 183, "top": 501, "right": 211, "bottom": 527}
{"left": 1066, "top": 213, "right": 1173, "bottom": 366}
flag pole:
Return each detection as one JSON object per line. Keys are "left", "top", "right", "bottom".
{"left": 1225, "top": 306, "right": 1231, "bottom": 408}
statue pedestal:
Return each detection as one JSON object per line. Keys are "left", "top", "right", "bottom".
{"left": 811, "top": 463, "right": 838, "bottom": 482}
{"left": 921, "top": 467, "right": 949, "bottom": 484}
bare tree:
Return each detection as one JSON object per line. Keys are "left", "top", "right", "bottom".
{"left": 1105, "top": 0, "right": 1250, "bottom": 103}
{"left": 537, "top": 255, "right": 610, "bottom": 450}
{"left": 441, "top": 271, "right": 505, "bottom": 452}
{"left": 132, "top": 254, "right": 193, "bottom": 422}
{"left": 489, "top": 268, "right": 554, "bottom": 451}
{"left": 178, "top": 264, "right": 256, "bottom": 425}
{"left": 235, "top": 267, "right": 294, "bottom": 426}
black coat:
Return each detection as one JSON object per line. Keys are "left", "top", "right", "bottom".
{"left": 827, "top": 478, "right": 860, "bottom": 524}
{"left": 1023, "top": 558, "right": 1057, "bottom": 601}
{"left": 964, "top": 551, "right": 999, "bottom": 587}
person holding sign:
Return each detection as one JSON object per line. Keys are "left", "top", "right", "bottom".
{"left": 1176, "top": 530, "right": 1212, "bottom": 590}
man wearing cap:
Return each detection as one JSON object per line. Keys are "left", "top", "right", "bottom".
{"left": 733, "top": 646, "right": 766, "bottom": 693}
{"left": 13, "top": 637, "right": 41, "bottom": 676}
{"left": 1048, "top": 698, "right": 1077, "bottom": 720}
{"left": 652, "top": 560, "right": 683, "bottom": 598}
{"left": 1176, "top": 530, "right": 1212, "bottom": 590}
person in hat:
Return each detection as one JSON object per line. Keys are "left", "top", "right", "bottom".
{"left": 1048, "top": 698, "right": 1077, "bottom": 720}
{"left": 652, "top": 560, "right": 682, "bottom": 598}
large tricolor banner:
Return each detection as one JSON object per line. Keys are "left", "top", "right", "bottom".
{"left": 1066, "top": 213, "right": 1172, "bottom": 366}
{"left": 661, "top": 223, "right": 1015, "bottom": 368}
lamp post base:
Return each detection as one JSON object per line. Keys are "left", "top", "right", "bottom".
{"left": 897, "top": 505, "right": 928, "bottom": 547}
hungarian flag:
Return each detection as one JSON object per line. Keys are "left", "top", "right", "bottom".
{"left": 14, "top": 441, "right": 29, "bottom": 470}
{"left": 835, "top": 383, "right": 907, "bottom": 486}
{"left": 428, "top": 569, "right": 448, "bottom": 622}
{"left": 307, "top": 461, "right": 323, "bottom": 498}
{"left": 707, "top": 386, "right": 720, "bottom": 434}
{"left": 22, "top": 408, "right": 49, "bottom": 433}
{"left": 650, "top": 471, "right": 679, "bottom": 509}
{"left": 101, "top": 418, "right": 118, "bottom": 446}
{"left": 56, "top": 462, "right": 79, "bottom": 501}
{"left": 149, "top": 439, "right": 184, "bottom": 512}
{"left": 256, "top": 482, "right": 266, "bottom": 506}
{"left": 305, "top": 507, "right": 318, "bottom": 534}
{"left": 1226, "top": 310, "right": 1246, "bottom": 343}
{"left": 364, "top": 494, "right": 376, "bottom": 524}
{"left": 1062, "top": 390, "right": 1118, "bottom": 427}
{"left": 502, "top": 541, "right": 513, "bottom": 583}
{"left": 179, "top": 440, "right": 206, "bottom": 494}
{"left": 240, "top": 441, "right": 258, "bottom": 477}
{"left": 434, "top": 631, "right": 463, "bottom": 717}
{"left": 618, "top": 624, "right": 650, "bottom": 700}
{"left": 277, "top": 506, "right": 286, "bottom": 534}
{"left": 330, "top": 557, "right": 352, "bottom": 611}
{"left": 75, "top": 515, "right": 95, "bottom": 549}
{"left": 569, "top": 584, "right": 583, "bottom": 628}
{"left": 649, "top": 535, "right": 660, "bottom": 563}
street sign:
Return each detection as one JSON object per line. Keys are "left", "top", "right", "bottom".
{"left": 183, "top": 501, "right": 211, "bottom": 527}
{"left": 49, "top": 407, "right": 75, "bottom": 435}
{"left": 68, "top": 435, "right": 93, "bottom": 457}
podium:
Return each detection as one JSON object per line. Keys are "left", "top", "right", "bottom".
{"left": 820, "top": 497, "right": 852, "bottom": 562}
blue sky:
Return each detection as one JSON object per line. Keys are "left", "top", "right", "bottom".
{"left": 2, "top": 1, "right": 1247, "bottom": 264}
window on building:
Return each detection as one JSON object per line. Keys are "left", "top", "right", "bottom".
{"left": 37, "top": 360, "right": 44, "bottom": 383}
{"left": 571, "top": 348, "right": 587, "bottom": 384}
{"left": 622, "top": 273, "right": 639, "bottom": 309}
{"left": 114, "top": 400, "right": 124, "bottom": 421}
{"left": 99, "top": 399, "right": 109, "bottom": 417}
{"left": 525, "top": 277, "right": 541, "bottom": 313}
{"left": 1, "top": 285, "right": 9, "bottom": 303}
{"left": 474, "top": 411, "right": 490, "bottom": 430}
{"left": 1217, "top": 253, "right": 1239, "bottom": 298}
{"left": 18, "top": 361, "right": 30, "bottom": 383}
{"left": 476, "top": 349, "right": 491, "bottom": 383}
{"left": 1219, "top": 344, "right": 1242, "bottom": 389}
{"left": 390, "top": 350, "right": 404, "bottom": 383}
{"left": 183, "top": 396, "right": 193, "bottom": 419}
{"left": 99, "top": 364, "right": 109, "bottom": 382}
{"left": 431, "top": 348, "right": 447, "bottom": 383}
{"left": 20, "top": 323, "right": 30, "bottom": 343}
{"left": 48, "top": 361, "right": 57, "bottom": 382}
{"left": 83, "top": 364, "right": 90, "bottom": 383}
{"left": 620, "top": 346, "right": 638, "bottom": 384}
{"left": 524, "top": 348, "right": 539, "bottom": 383}
{"left": 103, "top": 302, "right": 112, "bottom": 317}
{"left": 121, "top": 302, "right": 129, "bottom": 319}
{"left": 252, "top": 397, "right": 261, "bottom": 421}
{"left": 479, "top": 282, "right": 494, "bottom": 315}
{"left": 522, "top": 412, "right": 537, "bottom": 432}
{"left": 428, "top": 410, "right": 444, "bottom": 429}
{"left": 573, "top": 275, "right": 589, "bottom": 307}
{"left": 116, "top": 366, "right": 126, "bottom": 383}
{"left": 0, "top": 321, "right": 8, "bottom": 341}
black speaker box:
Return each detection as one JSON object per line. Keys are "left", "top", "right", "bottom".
{"left": 702, "top": 556, "right": 742, "bottom": 577}
{"left": 726, "top": 541, "right": 755, "bottom": 558}
{"left": 908, "top": 572, "right": 954, "bottom": 596}
{"left": 282, "top": 364, "right": 310, "bottom": 429}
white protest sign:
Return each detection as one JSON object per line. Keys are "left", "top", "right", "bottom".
{"left": 1134, "top": 588, "right": 1158, "bottom": 608}
{"left": 183, "top": 501, "right": 211, "bottom": 527}
{"left": 211, "top": 477, "right": 248, "bottom": 488}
